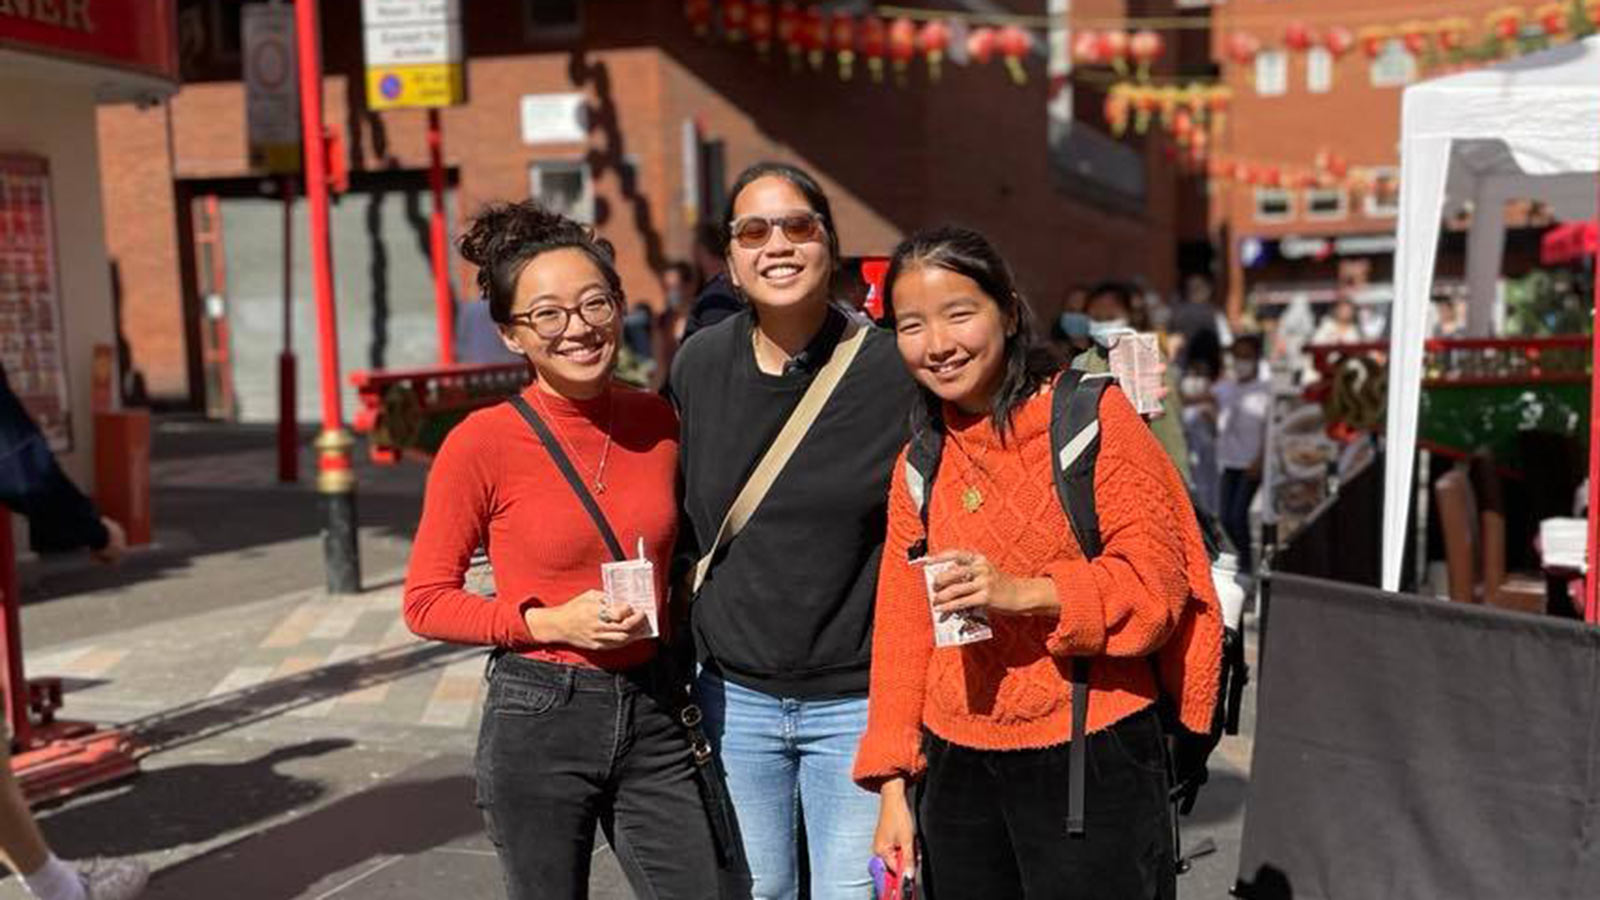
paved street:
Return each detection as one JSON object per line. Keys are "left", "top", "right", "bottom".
{"left": 7, "top": 419, "right": 1255, "bottom": 899}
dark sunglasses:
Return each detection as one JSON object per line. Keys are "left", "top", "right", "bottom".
{"left": 728, "top": 212, "right": 826, "bottom": 250}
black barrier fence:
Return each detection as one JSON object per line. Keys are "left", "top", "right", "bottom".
{"left": 1235, "top": 574, "right": 1600, "bottom": 899}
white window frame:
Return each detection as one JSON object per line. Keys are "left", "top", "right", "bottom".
{"left": 1254, "top": 187, "right": 1295, "bottom": 223}
{"left": 1305, "top": 186, "right": 1348, "bottom": 221}
{"left": 529, "top": 160, "right": 594, "bottom": 224}
{"left": 1306, "top": 47, "right": 1333, "bottom": 94}
{"left": 1369, "top": 39, "right": 1417, "bottom": 88}
{"left": 1255, "top": 50, "right": 1288, "bottom": 97}
{"left": 1364, "top": 167, "right": 1400, "bottom": 218}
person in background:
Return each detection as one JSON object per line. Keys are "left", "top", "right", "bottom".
{"left": 405, "top": 202, "right": 717, "bottom": 899}
{"left": 857, "top": 226, "right": 1215, "bottom": 898}
{"left": 0, "top": 366, "right": 144, "bottom": 900}
{"left": 1079, "top": 281, "right": 1191, "bottom": 484}
{"left": 1168, "top": 273, "right": 1231, "bottom": 371}
{"left": 650, "top": 261, "right": 696, "bottom": 390}
{"left": 456, "top": 298, "right": 524, "bottom": 365}
{"left": 1214, "top": 333, "right": 1271, "bottom": 572}
{"left": 1311, "top": 298, "right": 1363, "bottom": 346}
{"left": 682, "top": 222, "right": 743, "bottom": 341}
{"left": 1180, "top": 354, "right": 1223, "bottom": 519}
{"left": 1051, "top": 284, "right": 1092, "bottom": 358}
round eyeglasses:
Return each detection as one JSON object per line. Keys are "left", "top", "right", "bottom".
{"left": 508, "top": 293, "right": 620, "bottom": 339}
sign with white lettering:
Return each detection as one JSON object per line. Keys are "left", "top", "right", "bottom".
{"left": 361, "top": 0, "right": 464, "bottom": 109}
{"left": 521, "top": 94, "right": 588, "bottom": 145}
{"left": 0, "top": 0, "right": 179, "bottom": 83}
{"left": 243, "top": 4, "right": 299, "bottom": 174}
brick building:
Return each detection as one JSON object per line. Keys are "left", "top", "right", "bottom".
{"left": 1205, "top": 0, "right": 1557, "bottom": 326}
{"left": 98, "top": 0, "right": 1199, "bottom": 419}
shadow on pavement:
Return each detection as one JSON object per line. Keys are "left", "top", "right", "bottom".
{"left": 39, "top": 739, "right": 350, "bottom": 860}
{"left": 1179, "top": 769, "right": 1249, "bottom": 827}
{"left": 142, "top": 766, "right": 480, "bottom": 900}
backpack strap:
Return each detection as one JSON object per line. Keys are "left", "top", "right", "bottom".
{"left": 1048, "top": 369, "right": 1115, "bottom": 838}
{"left": 902, "top": 418, "right": 944, "bottom": 561}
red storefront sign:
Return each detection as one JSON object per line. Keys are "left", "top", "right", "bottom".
{"left": 0, "top": 0, "right": 178, "bottom": 82}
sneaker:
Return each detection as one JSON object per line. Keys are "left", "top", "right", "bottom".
{"left": 77, "top": 858, "right": 148, "bottom": 900}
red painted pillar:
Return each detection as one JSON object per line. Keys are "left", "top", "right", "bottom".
{"left": 427, "top": 109, "right": 456, "bottom": 366}
{"left": 294, "top": 0, "right": 360, "bottom": 593}
{"left": 0, "top": 516, "right": 29, "bottom": 750}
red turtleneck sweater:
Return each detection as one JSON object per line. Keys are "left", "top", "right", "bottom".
{"left": 403, "top": 383, "right": 679, "bottom": 671}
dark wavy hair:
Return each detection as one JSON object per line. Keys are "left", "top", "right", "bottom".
{"left": 457, "top": 200, "right": 623, "bottom": 324}
{"left": 722, "top": 161, "right": 841, "bottom": 271}
{"left": 883, "top": 225, "right": 1061, "bottom": 444}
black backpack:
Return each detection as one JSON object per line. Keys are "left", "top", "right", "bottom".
{"left": 903, "top": 369, "right": 1248, "bottom": 857}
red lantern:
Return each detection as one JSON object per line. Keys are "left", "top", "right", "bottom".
{"left": 830, "top": 13, "right": 858, "bottom": 80}
{"left": 1207, "top": 85, "right": 1233, "bottom": 134}
{"left": 918, "top": 20, "right": 952, "bottom": 82}
{"left": 1173, "top": 108, "right": 1194, "bottom": 141}
{"left": 1099, "top": 30, "right": 1130, "bottom": 76}
{"left": 860, "top": 17, "right": 888, "bottom": 83}
{"left": 1129, "top": 29, "right": 1165, "bottom": 80}
{"left": 1398, "top": 21, "right": 1429, "bottom": 56}
{"left": 887, "top": 17, "right": 917, "bottom": 85}
{"left": 723, "top": 0, "right": 749, "bottom": 42}
{"left": 1188, "top": 129, "right": 1209, "bottom": 168}
{"left": 749, "top": 1, "right": 775, "bottom": 58}
{"left": 1284, "top": 21, "right": 1314, "bottom": 53}
{"left": 1535, "top": 3, "right": 1570, "bottom": 37}
{"left": 997, "top": 25, "right": 1032, "bottom": 85}
{"left": 1072, "top": 30, "right": 1102, "bottom": 66}
{"left": 802, "top": 5, "right": 827, "bottom": 70}
{"left": 1322, "top": 26, "right": 1356, "bottom": 58}
{"left": 1487, "top": 7, "right": 1524, "bottom": 44}
{"left": 1260, "top": 166, "right": 1282, "bottom": 189}
{"left": 1436, "top": 18, "right": 1470, "bottom": 53}
{"left": 968, "top": 26, "right": 998, "bottom": 66}
{"left": 1357, "top": 26, "right": 1391, "bottom": 60}
{"left": 1105, "top": 86, "right": 1131, "bottom": 137}
{"left": 1587, "top": 0, "right": 1600, "bottom": 29}
{"left": 778, "top": 2, "right": 803, "bottom": 70}
{"left": 1208, "top": 158, "right": 1237, "bottom": 183}
{"left": 1327, "top": 154, "right": 1349, "bottom": 178}
{"left": 685, "top": 0, "right": 713, "bottom": 38}
{"left": 1236, "top": 164, "right": 1259, "bottom": 187}
{"left": 1225, "top": 32, "right": 1260, "bottom": 66}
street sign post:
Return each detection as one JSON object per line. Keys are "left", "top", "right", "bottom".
{"left": 244, "top": 4, "right": 301, "bottom": 174}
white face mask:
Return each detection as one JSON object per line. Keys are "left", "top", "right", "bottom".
{"left": 1181, "top": 374, "right": 1211, "bottom": 396}
{"left": 1088, "top": 318, "right": 1130, "bottom": 347}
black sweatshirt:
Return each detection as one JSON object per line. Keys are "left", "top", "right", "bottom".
{"left": 669, "top": 306, "right": 917, "bottom": 698}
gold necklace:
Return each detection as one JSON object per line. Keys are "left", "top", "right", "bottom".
{"left": 947, "top": 430, "right": 995, "bottom": 514}
{"left": 532, "top": 388, "right": 615, "bottom": 493}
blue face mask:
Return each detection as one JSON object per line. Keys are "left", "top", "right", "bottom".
{"left": 1058, "top": 312, "right": 1092, "bottom": 340}
{"left": 1088, "top": 317, "right": 1131, "bottom": 347}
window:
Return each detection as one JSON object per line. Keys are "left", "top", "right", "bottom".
{"left": 525, "top": 0, "right": 581, "bottom": 41}
{"left": 1365, "top": 168, "right": 1400, "bottom": 218}
{"left": 1305, "top": 187, "right": 1348, "bottom": 220}
{"left": 1306, "top": 47, "right": 1333, "bottom": 93}
{"left": 1255, "top": 50, "right": 1288, "bottom": 96}
{"left": 1370, "top": 40, "right": 1417, "bottom": 87}
{"left": 1255, "top": 188, "right": 1294, "bottom": 223}
{"left": 530, "top": 161, "right": 593, "bottom": 223}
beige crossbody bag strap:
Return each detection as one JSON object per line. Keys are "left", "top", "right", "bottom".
{"left": 691, "top": 321, "right": 867, "bottom": 595}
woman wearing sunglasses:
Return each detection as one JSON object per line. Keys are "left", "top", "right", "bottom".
{"left": 669, "top": 162, "right": 918, "bottom": 899}
{"left": 854, "top": 226, "right": 1216, "bottom": 899}
{"left": 404, "top": 201, "right": 717, "bottom": 899}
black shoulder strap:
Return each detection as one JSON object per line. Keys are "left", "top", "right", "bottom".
{"left": 508, "top": 395, "right": 627, "bottom": 562}
{"left": 902, "top": 417, "right": 944, "bottom": 561}
{"left": 1050, "top": 369, "right": 1114, "bottom": 560}
{"left": 1048, "top": 368, "right": 1114, "bottom": 839}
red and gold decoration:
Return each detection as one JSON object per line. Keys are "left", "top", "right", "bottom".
{"left": 722, "top": 0, "right": 749, "bottom": 42}
{"left": 801, "top": 4, "right": 826, "bottom": 70}
{"left": 1128, "top": 29, "right": 1165, "bottom": 82}
{"left": 887, "top": 16, "right": 917, "bottom": 85}
{"left": 1322, "top": 25, "right": 1356, "bottom": 58}
{"left": 686, "top": 0, "right": 713, "bottom": 38}
{"left": 1284, "top": 21, "right": 1316, "bottom": 53}
{"left": 967, "top": 26, "right": 997, "bottom": 66}
{"left": 998, "top": 25, "right": 1032, "bottom": 85}
{"left": 749, "top": 0, "right": 775, "bottom": 59}
{"left": 777, "top": 1, "right": 803, "bottom": 70}
{"left": 830, "top": 12, "right": 858, "bottom": 80}
{"left": 860, "top": 16, "right": 888, "bottom": 83}
{"left": 1226, "top": 31, "right": 1261, "bottom": 66}
{"left": 1358, "top": 25, "right": 1392, "bottom": 60}
{"left": 918, "top": 19, "right": 951, "bottom": 82}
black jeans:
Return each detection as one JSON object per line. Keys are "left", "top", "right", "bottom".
{"left": 474, "top": 654, "right": 718, "bottom": 899}
{"left": 917, "top": 707, "right": 1176, "bottom": 900}
{"left": 1220, "top": 467, "right": 1261, "bottom": 572}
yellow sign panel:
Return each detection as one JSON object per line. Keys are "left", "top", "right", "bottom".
{"left": 365, "top": 63, "right": 465, "bottom": 111}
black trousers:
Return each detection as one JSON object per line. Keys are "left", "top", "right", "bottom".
{"left": 1220, "top": 467, "right": 1261, "bottom": 572}
{"left": 917, "top": 707, "right": 1176, "bottom": 900}
{"left": 474, "top": 654, "right": 719, "bottom": 900}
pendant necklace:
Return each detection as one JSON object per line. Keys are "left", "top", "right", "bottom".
{"left": 948, "top": 431, "right": 993, "bottom": 514}
{"left": 533, "top": 388, "right": 615, "bottom": 493}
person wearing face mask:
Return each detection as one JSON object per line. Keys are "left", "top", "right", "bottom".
{"left": 1213, "top": 334, "right": 1271, "bottom": 573}
{"left": 1074, "top": 281, "right": 1191, "bottom": 484}
{"left": 404, "top": 202, "right": 718, "bottom": 899}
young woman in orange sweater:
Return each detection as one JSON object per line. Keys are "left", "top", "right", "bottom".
{"left": 853, "top": 226, "right": 1215, "bottom": 899}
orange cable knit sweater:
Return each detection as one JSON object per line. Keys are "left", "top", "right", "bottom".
{"left": 853, "top": 384, "right": 1216, "bottom": 788}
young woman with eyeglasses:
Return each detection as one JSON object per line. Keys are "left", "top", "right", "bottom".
{"left": 403, "top": 201, "right": 717, "bottom": 899}
{"left": 668, "top": 163, "right": 918, "bottom": 898}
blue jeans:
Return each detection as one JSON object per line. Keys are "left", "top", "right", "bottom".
{"left": 695, "top": 669, "right": 878, "bottom": 900}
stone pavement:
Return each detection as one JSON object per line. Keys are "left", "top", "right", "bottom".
{"left": 4, "top": 418, "right": 1256, "bottom": 898}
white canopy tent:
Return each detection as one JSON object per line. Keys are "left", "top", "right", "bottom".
{"left": 1385, "top": 37, "right": 1600, "bottom": 594}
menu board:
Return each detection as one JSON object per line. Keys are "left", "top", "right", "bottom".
{"left": 0, "top": 155, "right": 71, "bottom": 452}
